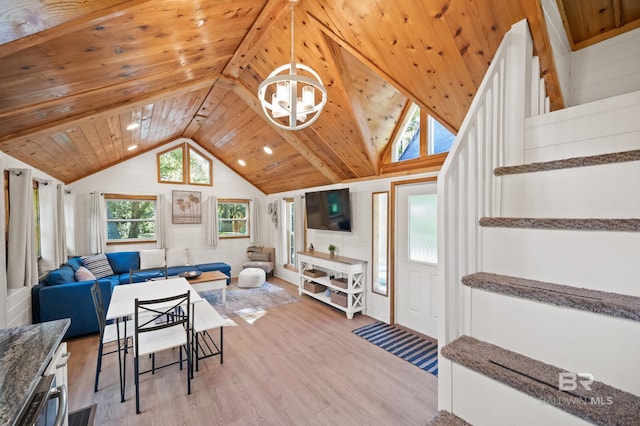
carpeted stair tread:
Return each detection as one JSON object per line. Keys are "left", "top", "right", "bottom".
{"left": 426, "top": 410, "right": 471, "bottom": 426}
{"left": 462, "top": 272, "right": 640, "bottom": 322}
{"left": 441, "top": 336, "right": 640, "bottom": 425}
{"left": 479, "top": 217, "right": 640, "bottom": 232}
{"left": 494, "top": 149, "right": 640, "bottom": 176}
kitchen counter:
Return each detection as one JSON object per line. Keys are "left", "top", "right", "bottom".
{"left": 0, "top": 319, "right": 70, "bottom": 425}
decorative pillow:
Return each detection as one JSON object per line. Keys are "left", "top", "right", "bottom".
{"left": 107, "top": 251, "right": 140, "bottom": 274}
{"left": 166, "top": 248, "right": 189, "bottom": 267}
{"left": 250, "top": 252, "right": 271, "bottom": 262}
{"left": 246, "top": 245, "right": 263, "bottom": 253}
{"left": 46, "top": 265, "right": 76, "bottom": 286}
{"left": 65, "top": 257, "right": 83, "bottom": 272}
{"left": 140, "top": 249, "right": 166, "bottom": 269}
{"left": 81, "top": 253, "right": 115, "bottom": 279}
{"left": 74, "top": 266, "right": 96, "bottom": 282}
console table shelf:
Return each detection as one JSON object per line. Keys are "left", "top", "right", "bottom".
{"left": 297, "top": 250, "right": 366, "bottom": 319}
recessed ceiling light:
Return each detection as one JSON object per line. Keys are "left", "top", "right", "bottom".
{"left": 263, "top": 146, "right": 273, "bottom": 155}
{"left": 126, "top": 123, "right": 140, "bottom": 130}
{"left": 127, "top": 145, "right": 137, "bottom": 151}
{"left": 238, "top": 159, "right": 246, "bottom": 166}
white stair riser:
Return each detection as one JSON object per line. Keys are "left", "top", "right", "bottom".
{"left": 470, "top": 289, "right": 640, "bottom": 395}
{"left": 501, "top": 161, "right": 640, "bottom": 218}
{"left": 451, "top": 363, "right": 590, "bottom": 425}
{"left": 482, "top": 228, "right": 640, "bottom": 296}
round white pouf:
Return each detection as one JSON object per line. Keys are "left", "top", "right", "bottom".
{"left": 238, "top": 267, "right": 266, "bottom": 288}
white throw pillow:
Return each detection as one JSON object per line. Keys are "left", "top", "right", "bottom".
{"left": 139, "top": 249, "right": 166, "bottom": 269}
{"left": 166, "top": 248, "right": 189, "bottom": 267}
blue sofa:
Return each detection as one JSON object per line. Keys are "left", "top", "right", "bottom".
{"left": 32, "top": 251, "right": 231, "bottom": 338}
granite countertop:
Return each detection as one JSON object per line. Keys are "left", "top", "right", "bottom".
{"left": 0, "top": 319, "right": 70, "bottom": 426}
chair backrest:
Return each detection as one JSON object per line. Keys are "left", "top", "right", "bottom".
{"left": 90, "top": 281, "right": 106, "bottom": 336}
{"left": 134, "top": 291, "right": 191, "bottom": 336}
{"left": 129, "top": 266, "right": 168, "bottom": 284}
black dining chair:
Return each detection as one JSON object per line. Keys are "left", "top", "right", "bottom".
{"left": 90, "top": 281, "right": 132, "bottom": 392}
{"left": 133, "top": 291, "right": 191, "bottom": 414}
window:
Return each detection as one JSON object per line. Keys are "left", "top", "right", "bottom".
{"left": 157, "top": 142, "right": 213, "bottom": 186}
{"left": 285, "top": 198, "right": 295, "bottom": 265}
{"left": 408, "top": 194, "right": 437, "bottom": 264}
{"left": 105, "top": 194, "right": 157, "bottom": 243}
{"left": 391, "top": 103, "right": 455, "bottom": 162}
{"left": 217, "top": 199, "right": 250, "bottom": 238}
{"left": 372, "top": 192, "right": 389, "bottom": 296}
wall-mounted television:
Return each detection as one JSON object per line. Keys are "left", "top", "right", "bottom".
{"left": 305, "top": 188, "right": 352, "bottom": 232}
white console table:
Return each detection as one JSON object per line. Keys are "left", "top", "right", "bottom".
{"left": 297, "top": 250, "right": 366, "bottom": 319}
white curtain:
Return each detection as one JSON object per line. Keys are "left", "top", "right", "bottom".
{"left": 55, "top": 184, "right": 68, "bottom": 266}
{"left": 250, "top": 198, "right": 259, "bottom": 244}
{"left": 205, "top": 196, "right": 219, "bottom": 246}
{"left": 64, "top": 189, "right": 77, "bottom": 256}
{"left": 37, "top": 180, "right": 56, "bottom": 271}
{"left": 156, "top": 193, "right": 167, "bottom": 249}
{"left": 90, "top": 192, "right": 106, "bottom": 254}
{"left": 7, "top": 169, "right": 38, "bottom": 289}
{"left": 294, "top": 195, "right": 306, "bottom": 265}
{"left": 275, "top": 199, "right": 286, "bottom": 267}
{"left": 0, "top": 162, "right": 7, "bottom": 326}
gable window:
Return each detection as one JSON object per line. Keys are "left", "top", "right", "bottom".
{"left": 391, "top": 103, "right": 455, "bottom": 162}
{"left": 217, "top": 199, "right": 250, "bottom": 238}
{"left": 105, "top": 194, "right": 157, "bottom": 244}
{"left": 158, "top": 142, "right": 213, "bottom": 186}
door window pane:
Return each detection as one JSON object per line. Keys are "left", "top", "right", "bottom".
{"left": 408, "top": 194, "right": 437, "bottom": 263}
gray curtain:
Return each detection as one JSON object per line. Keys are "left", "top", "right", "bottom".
{"left": 90, "top": 192, "right": 106, "bottom": 254}
{"left": 7, "top": 169, "right": 38, "bottom": 289}
{"left": 275, "top": 199, "right": 286, "bottom": 267}
{"left": 64, "top": 189, "right": 76, "bottom": 256}
{"left": 205, "top": 196, "right": 218, "bottom": 246}
{"left": 55, "top": 184, "right": 68, "bottom": 266}
{"left": 250, "top": 198, "right": 259, "bottom": 244}
{"left": 0, "top": 162, "right": 7, "bottom": 326}
{"left": 156, "top": 193, "right": 167, "bottom": 249}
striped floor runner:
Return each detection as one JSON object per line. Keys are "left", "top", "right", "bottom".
{"left": 353, "top": 321, "right": 438, "bottom": 376}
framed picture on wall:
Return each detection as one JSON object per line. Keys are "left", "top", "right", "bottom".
{"left": 172, "top": 190, "right": 202, "bottom": 224}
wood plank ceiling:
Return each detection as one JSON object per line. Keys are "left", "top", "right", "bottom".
{"left": 0, "top": 0, "right": 631, "bottom": 194}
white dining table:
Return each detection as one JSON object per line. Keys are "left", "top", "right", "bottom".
{"left": 105, "top": 277, "right": 204, "bottom": 402}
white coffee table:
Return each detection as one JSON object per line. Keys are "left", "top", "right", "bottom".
{"left": 185, "top": 270, "right": 229, "bottom": 302}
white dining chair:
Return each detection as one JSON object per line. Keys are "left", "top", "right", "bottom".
{"left": 191, "top": 302, "right": 225, "bottom": 372}
{"left": 133, "top": 291, "right": 191, "bottom": 414}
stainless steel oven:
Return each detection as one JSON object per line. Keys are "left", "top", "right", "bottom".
{"left": 16, "top": 373, "right": 67, "bottom": 426}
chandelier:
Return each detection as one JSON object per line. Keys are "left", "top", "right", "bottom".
{"left": 257, "top": 0, "right": 327, "bottom": 130}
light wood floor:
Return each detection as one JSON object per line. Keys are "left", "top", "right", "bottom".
{"left": 66, "top": 278, "right": 438, "bottom": 425}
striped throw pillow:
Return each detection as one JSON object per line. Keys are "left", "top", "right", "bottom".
{"left": 81, "top": 253, "right": 114, "bottom": 279}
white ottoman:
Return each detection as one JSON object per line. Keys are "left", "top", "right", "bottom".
{"left": 238, "top": 267, "right": 266, "bottom": 288}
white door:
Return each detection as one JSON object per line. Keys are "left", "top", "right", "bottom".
{"left": 395, "top": 182, "right": 438, "bottom": 338}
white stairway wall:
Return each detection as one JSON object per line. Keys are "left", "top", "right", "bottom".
{"left": 69, "top": 138, "right": 268, "bottom": 277}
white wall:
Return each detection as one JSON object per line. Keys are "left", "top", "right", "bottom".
{"left": 570, "top": 27, "right": 640, "bottom": 105}
{"left": 0, "top": 153, "right": 63, "bottom": 329}
{"left": 268, "top": 172, "right": 438, "bottom": 324}
{"left": 69, "top": 138, "right": 268, "bottom": 277}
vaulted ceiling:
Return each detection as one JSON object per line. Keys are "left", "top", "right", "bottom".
{"left": 0, "top": 0, "right": 634, "bottom": 194}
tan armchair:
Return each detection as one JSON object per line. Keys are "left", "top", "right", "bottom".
{"left": 243, "top": 246, "right": 275, "bottom": 278}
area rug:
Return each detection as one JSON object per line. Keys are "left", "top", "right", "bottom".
{"left": 68, "top": 403, "right": 96, "bottom": 426}
{"left": 353, "top": 321, "right": 438, "bottom": 376}
{"left": 199, "top": 282, "right": 299, "bottom": 319}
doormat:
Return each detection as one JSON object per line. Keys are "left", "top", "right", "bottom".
{"left": 353, "top": 321, "right": 438, "bottom": 376}
{"left": 68, "top": 403, "right": 96, "bottom": 426}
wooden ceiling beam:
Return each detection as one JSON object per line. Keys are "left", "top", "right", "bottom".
{"left": 219, "top": 76, "right": 341, "bottom": 184}
{"left": 222, "top": 0, "right": 290, "bottom": 79}
{"left": 321, "top": 33, "right": 379, "bottom": 174}
{"left": 0, "top": 0, "right": 154, "bottom": 58}
{"left": 307, "top": 12, "right": 458, "bottom": 135}
{"left": 0, "top": 76, "right": 216, "bottom": 145}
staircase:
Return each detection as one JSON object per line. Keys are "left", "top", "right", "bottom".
{"left": 432, "top": 18, "right": 640, "bottom": 426}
